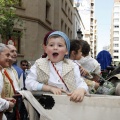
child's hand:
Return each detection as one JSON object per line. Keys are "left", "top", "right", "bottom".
{"left": 49, "top": 86, "right": 64, "bottom": 95}
{"left": 67, "top": 88, "right": 86, "bottom": 102}
{"left": 42, "top": 84, "right": 67, "bottom": 95}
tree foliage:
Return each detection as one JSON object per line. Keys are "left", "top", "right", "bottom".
{"left": 0, "top": 0, "right": 23, "bottom": 40}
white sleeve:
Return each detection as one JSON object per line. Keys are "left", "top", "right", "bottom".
{"left": 73, "top": 63, "right": 88, "bottom": 92}
{"left": 19, "top": 73, "right": 23, "bottom": 90}
{"left": 0, "top": 72, "right": 3, "bottom": 93}
{"left": 25, "top": 64, "right": 43, "bottom": 91}
{"left": 93, "top": 60, "right": 101, "bottom": 74}
{"left": 0, "top": 98, "right": 9, "bottom": 112}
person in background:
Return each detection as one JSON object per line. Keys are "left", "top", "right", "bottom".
{"left": 26, "top": 31, "right": 88, "bottom": 102}
{"left": 2, "top": 45, "right": 20, "bottom": 98}
{"left": 3, "top": 45, "right": 28, "bottom": 120}
{"left": 70, "top": 39, "right": 88, "bottom": 76}
{"left": 20, "top": 60, "right": 28, "bottom": 72}
{"left": 20, "top": 60, "right": 29, "bottom": 89}
{"left": 77, "top": 40, "right": 101, "bottom": 75}
{"left": 25, "top": 61, "right": 31, "bottom": 76}
{"left": 6, "top": 45, "right": 23, "bottom": 80}
{"left": 12, "top": 60, "right": 23, "bottom": 79}
{"left": 2, "top": 45, "right": 22, "bottom": 120}
{"left": 69, "top": 40, "right": 99, "bottom": 91}
{"left": 0, "top": 43, "right": 16, "bottom": 120}
{"left": 77, "top": 40, "right": 101, "bottom": 93}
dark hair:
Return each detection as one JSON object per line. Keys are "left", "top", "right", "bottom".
{"left": 79, "top": 40, "right": 90, "bottom": 56}
{"left": 70, "top": 39, "right": 82, "bottom": 56}
{"left": 20, "top": 60, "right": 28, "bottom": 65}
{"left": 42, "top": 31, "right": 55, "bottom": 58}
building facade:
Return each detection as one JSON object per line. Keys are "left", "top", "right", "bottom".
{"left": 73, "top": 7, "right": 85, "bottom": 40}
{"left": 110, "top": 0, "right": 120, "bottom": 65}
{"left": 0, "top": 0, "right": 98, "bottom": 62}
{"left": 74, "top": 0, "right": 97, "bottom": 58}
{"left": 90, "top": 0, "right": 97, "bottom": 58}
{"left": 1, "top": 0, "right": 74, "bottom": 62}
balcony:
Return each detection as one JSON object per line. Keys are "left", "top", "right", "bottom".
{"left": 91, "top": 0, "right": 94, "bottom": 3}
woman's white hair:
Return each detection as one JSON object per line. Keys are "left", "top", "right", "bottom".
{"left": 0, "top": 43, "right": 8, "bottom": 53}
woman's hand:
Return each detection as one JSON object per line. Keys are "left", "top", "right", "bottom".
{"left": 8, "top": 101, "right": 15, "bottom": 111}
{"left": 5, "top": 97, "right": 16, "bottom": 111}
{"left": 5, "top": 98, "right": 16, "bottom": 103}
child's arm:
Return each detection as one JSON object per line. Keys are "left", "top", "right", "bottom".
{"left": 42, "top": 84, "right": 65, "bottom": 95}
{"left": 25, "top": 63, "right": 66, "bottom": 94}
{"left": 68, "top": 62, "right": 88, "bottom": 102}
{"left": 25, "top": 64, "right": 44, "bottom": 91}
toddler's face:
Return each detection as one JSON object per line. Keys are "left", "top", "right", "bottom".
{"left": 45, "top": 37, "right": 68, "bottom": 63}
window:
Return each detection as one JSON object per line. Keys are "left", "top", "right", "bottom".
{"left": 61, "top": 0, "right": 64, "bottom": 9}
{"left": 68, "top": 27, "right": 70, "bottom": 38}
{"left": 46, "top": 1, "right": 51, "bottom": 23}
{"left": 114, "top": 18, "right": 119, "bottom": 23}
{"left": 114, "top": 12, "right": 119, "bottom": 17}
{"left": 114, "top": 43, "right": 119, "bottom": 47}
{"left": 114, "top": 25, "right": 119, "bottom": 28}
{"left": 114, "top": 31, "right": 119, "bottom": 35}
{"left": 65, "top": 24, "right": 67, "bottom": 34}
{"left": 62, "top": 0, "right": 63, "bottom": 6}
{"left": 12, "top": 30, "right": 21, "bottom": 54}
{"left": 114, "top": 37, "right": 119, "bottom": 41}
{"left": 114, "top": 6, "right": 119, "bottom": 12}
{"left": 65, "top": 1, "right": 67, "bottom": 13}
{"left": 61, "top": 19, "right": 64, "bottom": 32}
{"left": 68, "top": 7, "right": 70, "bottom": 18}
{"left": 76, "top": 22, "right": 77, "bottom": 32}
{"left": 114, "top": 50, "right": 118, "bottom": 53}
{"left": 71, "top": 12, "right": 72, "bottom": 20}
{"left": 114, "top": 56, "right": 119, "bottom": 59}
{"left": 11, "top": 30, "right": 21, "bottom": 54}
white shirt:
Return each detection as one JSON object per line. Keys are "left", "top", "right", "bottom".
{"left": 77, "top": 56, "right": 101, "bottom": 74}
{"left": 0, "top": 71, "right": 3, "bottom": 93}
{"left": 26, "top": 61, "right": 88, "bottom": 92}
{"left": 0, "top": 98, "right": 9, "bottom": 112}
{"left": 0, "top": 71, "right": 9, "bottom": 112}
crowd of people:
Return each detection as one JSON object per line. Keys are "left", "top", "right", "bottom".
{"left": 0, "top": 30, "right": 119, "bottom": 120}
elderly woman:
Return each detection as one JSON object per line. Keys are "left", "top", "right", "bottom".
{"left": 0, "top": 43, "right": 16, "bottom": 120}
